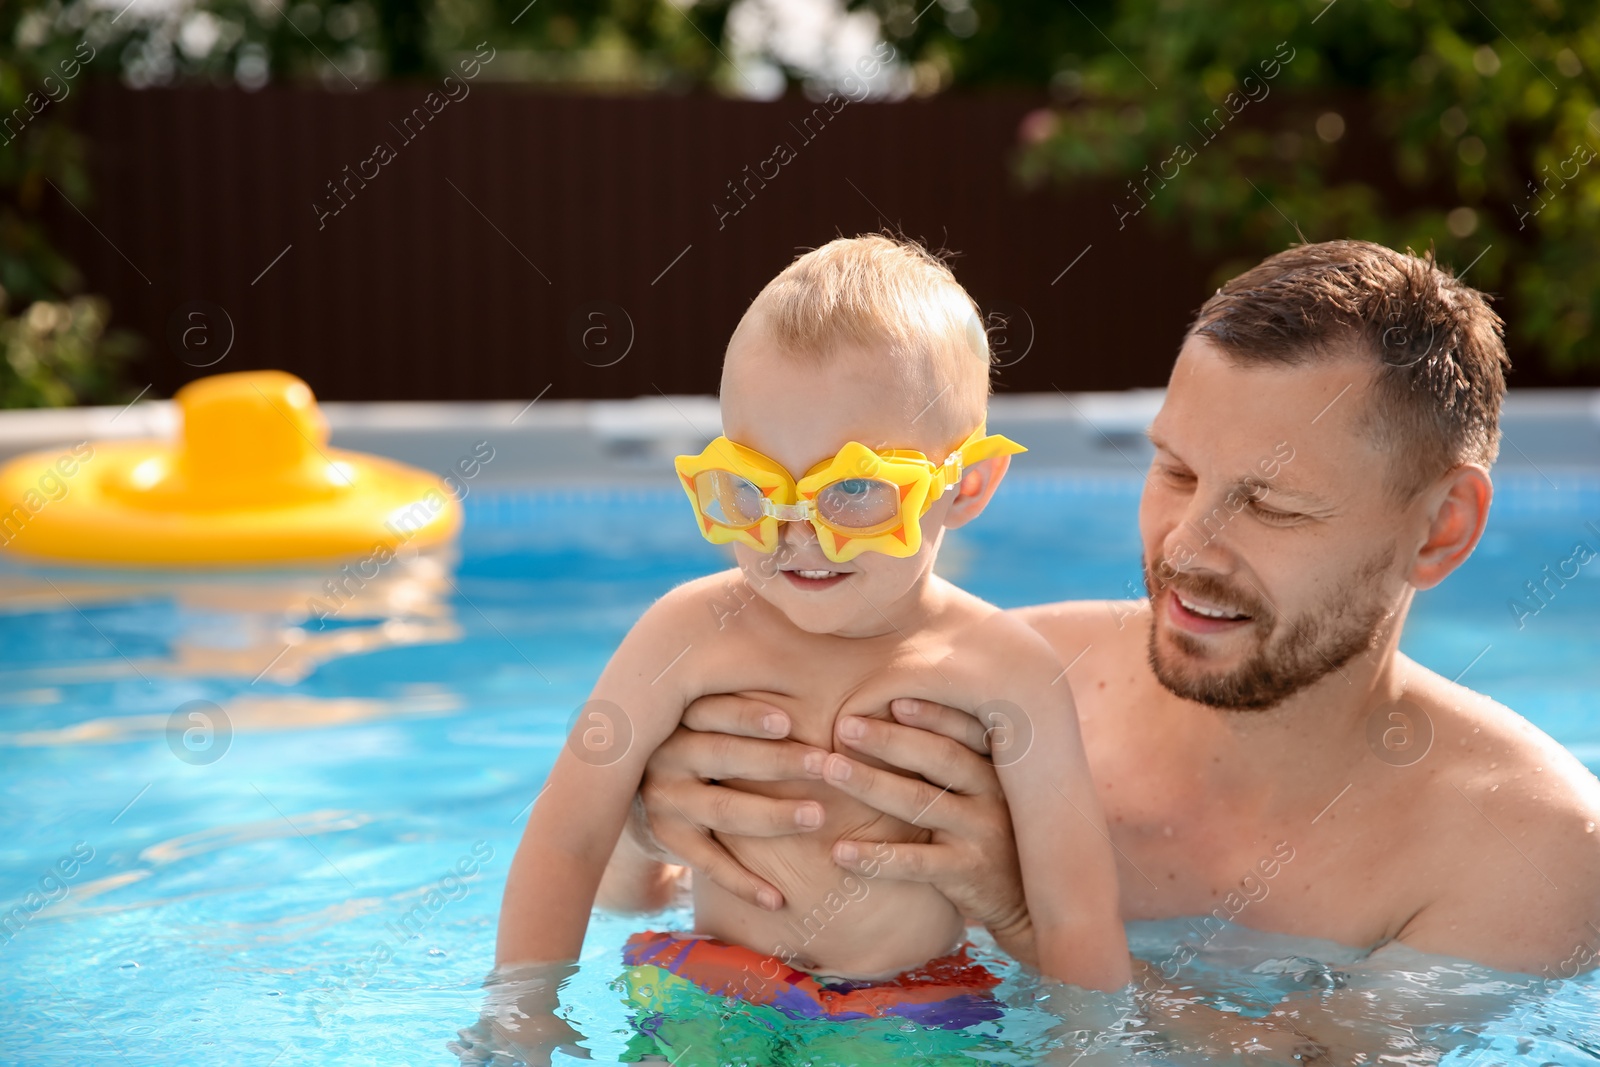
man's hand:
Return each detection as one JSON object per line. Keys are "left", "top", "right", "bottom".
{"left": 628, "top": 694, "right": 1035, "bottom": 961}
{"left": 823, "top": 698, "right": 1036, "bottom": 965}
{"left": 633, "top": 695, "right": 829, "bottom": 911}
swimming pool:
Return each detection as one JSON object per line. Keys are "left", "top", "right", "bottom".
{"left": 2, "top": 471, "right": 1597, "bottom": 1065}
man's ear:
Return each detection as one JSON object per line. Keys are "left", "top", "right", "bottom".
{"left": 942, "top": 455, "right": 1011, "bottom": 531}
{"left": 1408, "top": 463, "right": 1492, "bottom": 591}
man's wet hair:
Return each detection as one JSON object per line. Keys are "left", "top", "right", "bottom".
{"left": 1189, "top": 239, "right": 1509, "bottom": 501}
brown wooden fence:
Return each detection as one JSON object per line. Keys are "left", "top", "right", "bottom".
{"left": 48, "top": 84, "right": 1276, "bottom": 402}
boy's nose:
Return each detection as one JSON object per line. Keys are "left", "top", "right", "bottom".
{"left": 776, "top": 516, "right": 823, "bottom": 554}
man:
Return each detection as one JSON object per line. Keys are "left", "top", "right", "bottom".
{"left": 598, "top": 240, "right": 1600, "bottom": 983}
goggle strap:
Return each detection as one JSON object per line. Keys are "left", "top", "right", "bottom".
{"left": 934, "top": 450, "right": 964, "bottom": 494}
{"left": 956, "top": 432, "right": 1028, "bottom": 468}
{"left": 929, "top": 431, "right": 1026, "bottom": 495}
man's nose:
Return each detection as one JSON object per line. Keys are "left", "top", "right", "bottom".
{"left": 1164, "top": 491, "right": 1241, "bottom": 575}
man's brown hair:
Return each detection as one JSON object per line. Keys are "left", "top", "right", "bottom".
{"left": 1189, "top": 240, "right": 1509, "bottom": 500}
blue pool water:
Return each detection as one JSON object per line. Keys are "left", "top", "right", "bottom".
{"left": 2, "top": 471, "right": 1598, "bottom": 1065}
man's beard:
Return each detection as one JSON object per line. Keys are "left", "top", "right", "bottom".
{"left": 1144, "top": 549, "right": 1396, "bottom": 711}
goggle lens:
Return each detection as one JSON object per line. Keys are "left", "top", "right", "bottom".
{"left": 813, "top": 477, "right": 903, "bottom": 534}
{"left": 693, "top": 470, "right": 766, "bottom": 528}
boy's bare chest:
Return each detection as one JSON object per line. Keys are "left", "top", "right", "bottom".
{"left": 729, "top": 664, "right": 945, "bottom": 751}
{"left": 694, "top": 630, "right": 968, "bottom": 752}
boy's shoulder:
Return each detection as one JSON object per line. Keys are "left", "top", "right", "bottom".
{"left": 607, "top": 570, "right": 766, "bottom": 694}
{"left": 633, "top": 568, "right": 767, "bottom": 640}
{"left": 929, "top": 578, "right": 1066, "bottom": 676}
{"left": 645, "top": 567, "right": 741, "bottom": 615}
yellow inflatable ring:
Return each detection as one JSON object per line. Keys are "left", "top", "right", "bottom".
{"left": 0, "top": 370, "right": 460, "bottom": 566}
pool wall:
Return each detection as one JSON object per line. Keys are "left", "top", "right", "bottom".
{"left": 1, "top": 390, "right": 1596, "bottom": 487}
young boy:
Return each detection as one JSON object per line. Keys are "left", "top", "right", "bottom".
{"left": 496, "top": 236, "right": 1129, "bottom": 1020}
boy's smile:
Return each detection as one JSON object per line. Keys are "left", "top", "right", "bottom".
{"left": 780, "top": 566, "right": 853, "bottom": 591}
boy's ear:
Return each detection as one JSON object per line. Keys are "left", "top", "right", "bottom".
{"left": 942, "top": 455, "right": 1011, "bottom": 531}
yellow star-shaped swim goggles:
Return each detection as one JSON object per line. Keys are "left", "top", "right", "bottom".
{"left": 674, "top": 425, "right": 1026, "bottom": 563}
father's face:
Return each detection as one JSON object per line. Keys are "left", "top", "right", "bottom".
{"left": 1139, "top": 336, "right": 1409, "bottom": 710}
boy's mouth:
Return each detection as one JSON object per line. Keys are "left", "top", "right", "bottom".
{"left": 780, "top": 566, "right": 851, "bottom": 591}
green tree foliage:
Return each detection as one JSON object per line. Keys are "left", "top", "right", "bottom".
{"left": 1, "top": 4, "right": 138, "bottom": 407}
{"left": 0, "top": 292, "right": 138, "bottom": 407}
{"left": 14, "top": 0, "right": 736, "bottom": 91}
{"left": 864, "top": 0, "right": 1600, "bottom": 372}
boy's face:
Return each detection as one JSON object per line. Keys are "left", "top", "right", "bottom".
{"left": 718, "top": 317, "right": 970, "bottom": 638}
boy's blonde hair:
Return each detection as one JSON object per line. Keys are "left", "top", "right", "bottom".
{"left": 739, "top": 235, "right": 993, "bottom": 439}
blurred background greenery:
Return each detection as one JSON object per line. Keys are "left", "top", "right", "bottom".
{"left": 2, "top": 0, "right": 1596, "bottom": 406}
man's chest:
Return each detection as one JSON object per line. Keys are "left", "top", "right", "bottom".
{"left": 1068, "top": 646, "right": 1428, "bottom": 948}
{"left": 1088, "top": 733, "right": 1430, "bottom": 949}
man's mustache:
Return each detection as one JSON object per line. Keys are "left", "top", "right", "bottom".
{"left": 1143, "top": 561, "right": 1272, "bottom": 623}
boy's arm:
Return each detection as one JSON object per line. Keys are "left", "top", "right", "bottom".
{"left": 494, "top": 584, "right": 708, "bottom": 967}
{"left": 604, "top": 699, "right": 828, "bottom": 913}
{"left": 987, "top": 622, "right": 1131, "bottom": 991}
{"left": 594, "top": 798, "right": 686, "bottom": 914}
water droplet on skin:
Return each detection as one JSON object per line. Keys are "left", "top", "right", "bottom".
{"left": 1490, "top": 784, "right": 1500, "bottom": 792}
{"left": 1489, "top": 762, "right": 1498, "bottom": 769}
{"left": 1587, "top": 822, "right": 1595, "bottom": 834}
{"left": 1534, "top": 766, "right": 1543, "bottom": 773}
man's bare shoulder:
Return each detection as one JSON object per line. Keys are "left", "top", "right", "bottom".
{"left": 924, "top": 582, "right": 1081, "bottom": 692}
{"left": 929, "top": 581, "right": 1057, "bottom": 653}
{"left": 1398, "top": 662, "right": 1600, "bottom": 972}
{"left": 1411, "top": 664, "right": 1600, "bottom": 816}
{"left": 1010, "top": 598, "right": 1148, "bottom": 651}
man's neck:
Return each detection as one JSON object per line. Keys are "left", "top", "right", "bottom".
{"left": 1139, "top": 608, "right": 1415, "bottom": 816}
